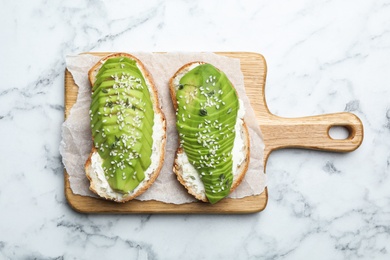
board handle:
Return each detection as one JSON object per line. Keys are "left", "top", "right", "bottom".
{"left": 262, "top": 112, "right": 364, "bottom": 156}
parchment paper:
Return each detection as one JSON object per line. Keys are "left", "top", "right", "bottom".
{"left": 60, "top": 52, "right": 266, "bottom": 204}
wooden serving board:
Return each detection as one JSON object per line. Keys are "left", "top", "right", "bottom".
{"left": 64, "top": 52, "right": 363, "bottom": 214}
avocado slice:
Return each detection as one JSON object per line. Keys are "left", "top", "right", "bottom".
{"left": 93, "top": 66, "right": 152, "bottom": 101}
{"left": 175, "top": 63, "right": 239, "bottom": 204}
{"left": 90, "top": 56, "right": 155, "bottom": 193}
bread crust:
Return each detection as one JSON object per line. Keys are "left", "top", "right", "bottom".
{"left": 169, "top": 62, "right": 250, "bottom": 203}
{"left": 85, "top": 53, "right": 166, "bottom": 203}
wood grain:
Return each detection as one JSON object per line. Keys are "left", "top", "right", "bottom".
{"left": 64, "top": 52, "right": 363, "bottom": 214}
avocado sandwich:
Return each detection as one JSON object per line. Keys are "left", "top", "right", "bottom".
{"left": 85, "top": 53, "right": 166, "bottom": 202}
{"left": 169, "top": 62, "right": 250, "bottom": 204}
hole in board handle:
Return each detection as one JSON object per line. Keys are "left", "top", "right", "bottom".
{"left": 328, "top": 125, "right": 351, "bottom": 140}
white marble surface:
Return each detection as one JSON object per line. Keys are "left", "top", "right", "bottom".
{"left": 1, "top": 0, "right": 389, "bottom": 259}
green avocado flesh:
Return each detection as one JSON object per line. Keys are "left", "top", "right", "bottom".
{"left": 90, "top": 56, "right": 154, "bottom": 193}
{"left": 176, "top": 63, "right": 239, "bottom": 204}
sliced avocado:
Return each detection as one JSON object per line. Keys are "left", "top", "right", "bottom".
{"left": 91, "top": 106, "right": 153, "bottom": 130}
{"left": 102, "top": 57, "right": 136, "bottom": 66}
{"left": 96, "top": 61, "right": 138, "bottom": 78}
{"left": 94, "top": 67, "right": 152, "bottom": 100}
{"left": 94, "top": 67, "right": 143, "bottom": 88}
{"left": 92, "top": 112, "right": 153, "bottom": 138}
{"left": 175, "top": 63, "right": 240, "bottom": 204}
{"left": 91, "top": 91, "right": 146, "bottom": 113}
{"left": 90, "top": 56, "right": 155, "bottom": 193}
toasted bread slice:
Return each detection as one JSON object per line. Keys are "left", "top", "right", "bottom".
{"left": 85, "top": 53, "right": 166, "bottom": 202}
{"left": 169, "top": 62, "right": 250, "bottom": 203}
